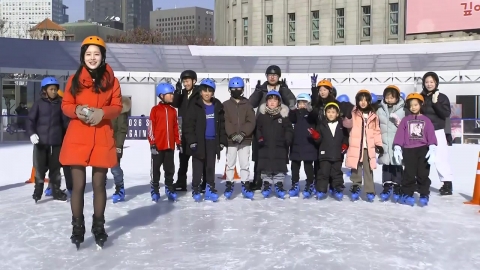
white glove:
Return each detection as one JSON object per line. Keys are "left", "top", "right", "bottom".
{"left": 389, "top": 113, "right": 400, "bottom": 126}
{"left": 30, "top": 134, "right": 39, "bottom": 144}
{"left": 425, "top": 145, "right": 436, "bottom": 165}
{"left": 432, "top": 92, "right": 439, "bottom": 103}
{"left": 393, "top": 145, "right": 403, "bottom": 164}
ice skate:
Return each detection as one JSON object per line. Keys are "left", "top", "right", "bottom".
{"left": 91, "top": 215, "right": 108, "bottom": 250}
{"left": 350, "top": 185, "right": 361, "bottom": 201}
{"left": 439, "top": 181, "right": 452, "bottom": 196}
{"left": 204, "top": 184, "right": 219, "bottom": 202}
{"left": 315, "top": 190, "right": 327, "bottom": 199}
{"left": 52, "top": 188, "right": 68, "bottom": 202}
{"left": 392, "top": 184, "right": 401, "bottom": 202}
{"left": 288, "top": 181, "right": 299, "bottom": 197}
{"left": 44, "top": 186, "right": 52, "bottom": 196}
{"left": 274, "top": 182, "right": 286, "bottom": 199}
{"left": 366, "top": 193, "right": 375, "bottom": 202}
{"left": 192, "top": 186, "right": 202, "bottom": 202}
{"left": 112, "top": 184, "right": 125, "bottom": 203}
{"left": 261, "top": 181, "right": 272, "bottom": 198}
{"left": 419, "top": 194, "right": 429, "bottom": 206}
{"left": 379, "top": 183, "right": 392, "bottom": 201}
{"left": 241, "top": 181, "right": 254, "bottom": 200}
{"left": 165, "top": 185, "right": 178, "bottom": 201}
{"left": 70, "top": 216, "right": 85, "bottom": 250}
{"left": 32, "top": 183, "right": 44, "bottom": 203}
{"left": 302, "top": 182, "right": 315, "bottom": 199}
{"left": 333, "top": 187, "right": 344, "bottom": 201}
{"left": 224, "top": 181, "right": 234, "bottom": 199}
{"left": 399, "top": 194, "right": 415, "bottom": 206}
{"left": 150, "top": 184, "right": 160, "bottom": 202}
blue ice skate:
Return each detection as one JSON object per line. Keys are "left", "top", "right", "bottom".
{"left": 150, "top": 186, "right": 160, "bottom": 202}
{"left": 380, "top": 183, "right": 392, "bottom": 201}
{"left": 329, "top": 186, "right": 334, "bottom": 195}
{"left": 316, "top": 191, "right": 327, "bottom": 199}
{"left": 350, "top": 185, "right": 361, "bottom": 201}
{"left": 399, "top": 195, "right": 415, "bottom": 206}
{"left": 192, "top": 187, "right": 202, "bottom": 202}
{"left": 224, "top": 181, "right": 234, "bottom": 199}
{"left": 419, "top": 195, "right": 429, "bottom": 206}
{"left": 274, "top": 183, "right": 286, "bottom": 199}
{"left": 112, "top": 185, "right": 125, "bottom": 203}
{"left": 366, "top": 193, "right": 375, "bottom": 202}
{"left": 241, "top": 182, "right": 254, "bottom": 199}
{"left": 333, "top": 189, "right": 344, "bottom": 201}
{"left": 380, "top": 191, "right": 391, "bottom": 201}
{"left": 302, "top": 183, "right": 315, "bottom": 199}
{"left": 165, "top": 186, "right": 178, "bottom": 201}
{"left": 204, "top": 184, "right": 219, "bottom": 202}
{"left": 44, "top": 187, "right": 52, "bottom": 196}
{"left": 261, "top": 182, "right": 272, "bottom": 198}
{"left": 288, "top": 182, "right": 300, "bottom": 197}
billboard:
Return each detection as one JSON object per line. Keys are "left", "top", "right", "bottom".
{"left": 406, "top": 1, "right": 480, "bottom": 34}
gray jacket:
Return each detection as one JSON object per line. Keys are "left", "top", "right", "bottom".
{"left": 377, "top": 98, "right": 406, "bottom": 165}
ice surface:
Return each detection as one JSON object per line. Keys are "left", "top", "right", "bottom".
{"left": 0, "top": 141, "right": 480, "bottom": 270}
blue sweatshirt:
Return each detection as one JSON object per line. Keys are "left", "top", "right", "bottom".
{"left": 205, "top": 104, "right": 215, "bottom": 139}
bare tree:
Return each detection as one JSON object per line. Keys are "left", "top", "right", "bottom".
{"left": 0, "top": 21, "right": 33, "bottom": 38}
{"left": 106, "top": 28, "right": 214, "bottom": 45}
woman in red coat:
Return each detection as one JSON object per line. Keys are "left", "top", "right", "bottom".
{"left": 60, "top": 36, "right": 122, "bottom": 250}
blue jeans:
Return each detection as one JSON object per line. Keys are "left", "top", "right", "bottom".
{"left": 110, "top": 163, "right": 124, "bottom": 186}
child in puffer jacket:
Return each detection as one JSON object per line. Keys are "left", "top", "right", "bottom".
{"left": 343, "top": 89, "right": 383, "bottom": 202}
{"left": 256, "top": 91, "right": 294, "bottom": 199}
{"left": 376, "top": 85, "right": 406, "bottom": 201}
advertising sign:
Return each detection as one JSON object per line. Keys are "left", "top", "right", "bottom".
{"left": 127, "top": 117, "right": 148, "bottom": 140}
{"left": 406, "top": 1, "right": 480, "bottom": 34}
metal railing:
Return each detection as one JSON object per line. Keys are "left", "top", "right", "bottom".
{"left": 1, "top": 116, "right": 479, "bottom": 144}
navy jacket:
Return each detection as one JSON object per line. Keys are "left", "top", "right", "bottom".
{"left": 289, "top": 108, "right": 318, "bottom": 161}
{"left": 27, "top": 96, "right": 68, "bottom": 146}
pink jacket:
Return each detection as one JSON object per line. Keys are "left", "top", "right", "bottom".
{"left": 342, "top": 108, "right": 382, "bottom": 170}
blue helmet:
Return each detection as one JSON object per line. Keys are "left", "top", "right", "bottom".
{"left": 371, "top": 93, "right": 378, "bottom": 103}
{"left": 200, "top": 78, "right": 216, "bottom": 90}
{"left": 228, "top": 77, "right": 244, "bottom": 88}
{"left": 296, "top": 93, "right": 311, "bottom": 103}
{"left": 155, "top": 83, "right": 175, "bottom": 97}
{"left": 41, "top": 77, "right": 59, "bottom": 87}
{"left": 266, "top": 91, "right": 282, "bottom": 101}
{"left": 337, "top": 94, "right": 350, "bottom": 103}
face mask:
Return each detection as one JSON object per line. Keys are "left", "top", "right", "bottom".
{"left": 231, "top": 90, "right": 243, "bottom": 99}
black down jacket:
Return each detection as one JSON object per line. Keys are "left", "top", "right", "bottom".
{"left": 288, "top": 108, "right": 318, "bottom": 161}
{"left": 27, "top": 95, "right": 69, "bottom": 146}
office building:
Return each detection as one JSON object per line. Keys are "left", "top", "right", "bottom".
{"left": 84, "top": 0, "right": 153, "bottom": 31}
{"left": 215, "top": 0, "right": 480, "bottom": 46}
{"left": 150, "top": 7, "right": 214, "bottom": 39}
{"left": 0, "top": 0, "right": 67, "bottom": 38}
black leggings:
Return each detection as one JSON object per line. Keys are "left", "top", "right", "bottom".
{"left": 70, "top": 166, "right": 107, "bottom": 219}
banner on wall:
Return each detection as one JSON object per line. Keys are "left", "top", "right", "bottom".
{"left": 127, "top": 117, "right": 148, "bottom": 140}
{"left": 450, "top": 103, "right": 462, "bottom": 139}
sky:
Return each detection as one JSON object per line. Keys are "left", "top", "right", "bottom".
{"left": 62, "top": 0, "right": 215, "bottom": 22}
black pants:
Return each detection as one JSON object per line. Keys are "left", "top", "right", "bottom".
{"left": 290, "top": 160, "right": 314, "bottom": 183}
{"left": 151, "top": 149, "right": 175, "bottom": 186}
{"left": 402, "top": 146, "right": 431, "bottom": 196}
{"left": 316, "top": 160, "right": 343, "bottom": 192}
{"left": 382, "top": 165, "right": 403, "bottom": 185}
{"left": 177, "top": 151, "right": 207, "bottom": 188}
{"left": 33, "top": 144, "right": 61, "bottom": 187}
{"left": 192, "top": 140, "right": 216, "bottom": 188}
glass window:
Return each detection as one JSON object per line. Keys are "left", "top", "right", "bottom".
{"left": 389, "top": 3, "right": 399, "bottom": 35}
{"left": 242, "top": 17, "right": 248, "bottom": 45}
{"left": 265, "top": 15, "right": 273, "bottom": 44}
{"left": 362, "top": 6, "right": 371, "bottom": 37}
{"left": 311, "top": 10, "right": 319, "bottom": 41}
{"left": 233, "top": 19, "right": 237, "bottom": 45}
{"left": 288, "top": 13, "right": 295, "bottom": 42}
{"left": 336, "top": 8, "right": 345, "bottom": 39}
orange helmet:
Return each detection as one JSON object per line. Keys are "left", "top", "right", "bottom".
{"left": 406, "top": 93, "right": 424, "bottom": 103}
{"left": 81, "top": 36, "right": 106, "bottom": 49}
{"left": 357, "top": 89, "right": 371, "bottom": 95}
{"left": 317, "top": 79, "right": 333, "bottom": 89}
{"left": 385, "top": 85, "right": 400, "bottom": 94}
{"left": 57, "top": 89, "right": 63, "bottom": 97}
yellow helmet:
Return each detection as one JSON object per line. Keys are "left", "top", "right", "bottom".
{"left": 81, "top": 36, "right": 106, "bottom": 49}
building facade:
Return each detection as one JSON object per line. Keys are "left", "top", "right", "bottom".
{"left": 214, "top": 0, "right": 480, "bottom": 46}
{"left": 84, "top": 0, "right": 153, "bottom": 31}
{"left": 60, "top": 21, "right": 124, "bottom": 42}
{"left": 0, "top": 0, "right": 67, "bottom": 38}
{"left": 150, "top": 7, "right": 214, "bottom": 39}
{"left": 29, "top": 18, "right": 66, "bottom": 40}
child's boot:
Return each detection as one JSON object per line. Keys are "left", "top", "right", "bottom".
{"left": 380, "top": 183, "right": 392, "bottom": 201}
{"left": 366, "top": 193, "right": 375, "bottom": 202}
{"left": 192, "top": 186, "right": 202, "bottom": 202}
{"left": 439, "top": 181, "right": 452, "bottom": 196}
{"left": 419, "top": 194, "right": 429, "bottom": 206}
{"left": 288, "top": 180, "right": 300, "bottom": 197}
{"left": 32, "top": 183, "right": 44, "bottom": 203}
{"left": 205, "top": 184, "right": 219, "bottom": 202}
{"left": 274, "top": 182, "right": 286, "bottom": 199}
{"left": 165, "top": 185, "right": 177, "bottom": 201}
{"left": 350, "top": 185, "right": 361, "bottom": 201}
{"left": 302, "top": 181, "right": 315, "bottom": 199}
{"left": 392, "top": 184, "right": 401, "bottom": 202}
{"left": 150, "top": 183, "right": 160, "bottom": 202}
{"left": 333, "top": 186, "right": 344, "bottom": 201}
{"left": 112, "top": 184, "right": 125, "bottom": 203}
{"left": 241, "top": 181, "right": 254, "bottom": 199}
{"left": 261, "top": 181, "right": 272, "bottom": 198}
{"left": 224, "top": 181, "right": 234, "bottom": 199}
{"left": 316, "top": 189, "right": 327, "bottom": 199}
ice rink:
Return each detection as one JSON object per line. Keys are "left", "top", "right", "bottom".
{"left": 0, "top": 141, "right": 480, "bottom": 270}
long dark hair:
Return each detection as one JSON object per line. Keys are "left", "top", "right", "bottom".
{"left": 70, "top": 45, "right": 112, "bottom": 96}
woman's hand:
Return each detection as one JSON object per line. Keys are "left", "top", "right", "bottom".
{"left": 75, "top": 105, "right": 89, "bottom": 122}
{"left": 87, "top": 108, "right": 105, "bottom": 126}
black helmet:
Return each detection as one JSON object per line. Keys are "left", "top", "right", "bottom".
{"left": 265, "top": 65, "right": 281, "bottom": 77}
{"left": 180, "top": 70, "right": 197, "bottom": 81}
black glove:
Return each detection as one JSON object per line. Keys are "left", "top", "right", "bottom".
{"left": 116, "top": 147, "right": 123, "bottom": 159}
{"left": 256, "top": 80, "right": 261, "bottom": 89}
{"left": 280, "top": 78, "right": 287, "bottom": 87}
{"left": 190, "top": 143, "right": 197, "bottom": 151}
{"left": 446, "top": 134, "right": 453, "bottom": 146}
{"left": 375, "top": 145, "right": 384, "bottom": 155}
{"left": 176, "top": 78, "right": 182, "bottom": 92}
{"left": 220, "top": 144, "right": 225, "bottom": 151}
{"left": 344, "top": 108, "right": 352, "bottom": 119}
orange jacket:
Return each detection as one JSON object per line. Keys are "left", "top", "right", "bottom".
{"left": 59, "top": 64, "right": 123, "bottom": 168}
{"left": 148, "top": 103, "right": 181, "bottom": 150}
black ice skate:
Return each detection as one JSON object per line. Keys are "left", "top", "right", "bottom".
{"left": 32, "top": 183, "right": 44, "bottom": 203}
{"left": 91, "top": 215, "right": 108, "bottom": 250}
{"left": 71, "top": 216, "right": 85, "bottom": 250}
{"left": 439, "top": 181, "right": 452, "bottom": 196}
{"left": 52, "top": 187, "right": 67, "bottom": 202}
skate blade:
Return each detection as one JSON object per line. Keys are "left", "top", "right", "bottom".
{"left": 96, "top": 244, "right": 103, "bottom": 250}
